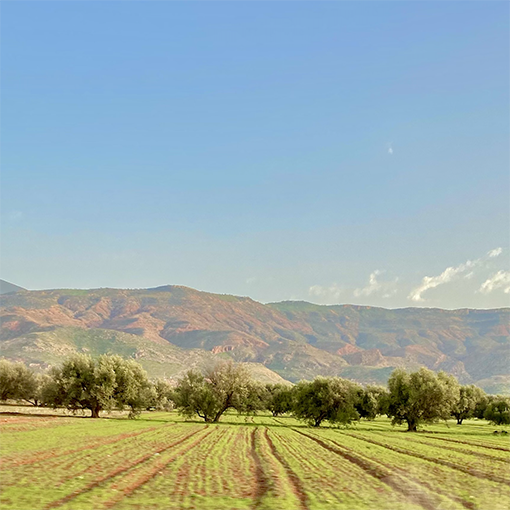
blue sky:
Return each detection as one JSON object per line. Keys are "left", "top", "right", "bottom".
{"left": 1, "top": 1, "right": 509, "bottom": 308}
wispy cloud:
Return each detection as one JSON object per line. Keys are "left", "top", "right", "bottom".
{"left": 354, "top": 270, "right": 397, "bottom": 298}
{"left": 246, "top": 277, "right": 257, "bottom": 285}
{"left": 408, "top": 262, "right": 474, "bottom": 302}
{"left": 309, "top": 283, "right": 343, "bottom": 301}
{"left": 479, "top": 270, "right": 510, "bottom": 295}
{"left": 408, "top": 247, "right": 504, "bottom": 302}
{"left": 354, "top": 270, "right": 382, "bottom": 297}
{"left": 488, "top": 247, "right": 503, "bottom": 258}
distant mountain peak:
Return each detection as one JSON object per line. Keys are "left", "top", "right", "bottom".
{"left": 0, "top": 279, "right": 26, "bottom": 295}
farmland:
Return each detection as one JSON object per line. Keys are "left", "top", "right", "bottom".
{"left": 1, "top": 410, "right": 509, "bottom": 510}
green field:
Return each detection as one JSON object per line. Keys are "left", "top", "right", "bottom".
{"left": 1, "top": 410, "right": 509, "bottom": 510}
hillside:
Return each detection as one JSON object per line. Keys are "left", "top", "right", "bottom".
{"left": 0, "top": 326, "right": 287, "bottom": 384}
{"left": 0, "top": 285, "right": 509, "bottom": 392}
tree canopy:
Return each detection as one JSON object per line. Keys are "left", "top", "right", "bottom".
{"left": 355, "top": 385, "right": 389, "bottom": 421}
{"left": 293, "top": 377, "right": 360, "bottom": 427}
{"left": 484, "top": 397, "right": 510, "bottom": 426}
{"left": 386, "top": 367, "right": 460, "bottom": 431}
{"left": 0, "top": 360, "right": 43, "bottom": 405}
{"left": 172, "top": 361, "right": 252, "bottom": 422}
{"left": 264, "top": 383, "right": 295, "bottom": 417}
{"left": 43, "top": 354, "right": 152, "bottom": 418}
{"left": 451, "top": 385, "right": 487, "bottom": 425}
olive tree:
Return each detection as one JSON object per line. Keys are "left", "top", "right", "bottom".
{"left": 263, "top": 383, "right": 294, "bottom": 417}
{"left": 451, "top": 385, "right": 486, "bottom": 425}
{"left": 150, "top": 379, "right": 174, "bottom": 411}
{"left": 293, "top": 377, "right": 360, "bottom": 427}
{"left": 473, "top": 394, "right": 492, "bottom": 419}
{"left": 484, "top": 397, "right": 510, "bottom": 426}
{"left": 386, "top": 368, "right": 460, "bottom": 431}
{"left": 106, "top": 356, "right": 155, "bottom": 417}
{"left": 355, "top": 385, "right": 389, "bottom": 420}
{"left": 243, "top": 382, "right": 270, "bottom": 415}
{"left": 0, "top": 360, "right": 41, "bottom": 405}
{"left": 172, "top": 361, "right": 252, "bottom": 422}
{"left": 43, "top": 354, "right": 152, "bottom": 418}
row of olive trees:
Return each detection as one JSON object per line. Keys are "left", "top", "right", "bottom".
{"left": 171, "top": 363, "right": 510, "bottom": 430}
{"left": 0, "top": 357, "right": 173, "bottom": 418}
{"left": 1, "top": 357, "right": 509, "bottom": 428}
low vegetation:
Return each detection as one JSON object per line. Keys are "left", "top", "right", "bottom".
{"left": 0, "top": 410, "right": 508, "bottom": 510}
{"left": 1, "top": 356, "right": 509, "bottom": 509}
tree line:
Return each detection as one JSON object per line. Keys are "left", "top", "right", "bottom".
{"left": 1, "top": 356, "right": 509, "bottom": 430}
{"left": 0, "top": 356, "right": 173, "bottom": 418}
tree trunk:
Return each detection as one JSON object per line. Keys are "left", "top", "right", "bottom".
{"left": 213, "top": 411, "right": 224, "bottom": 422}
{"left": 407, "top": 420, "right": 417, "bottom": 432}
{"left": 90, "top": 405, "right": 101, "bottom": 418}
{"left": 457, "top": 418, "right": 463, "bottom": 425}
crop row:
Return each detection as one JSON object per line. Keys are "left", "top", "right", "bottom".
{"left": 1, "top": 414, "right": 509, "bottom": 510}
{"left": 312, "top": 429, "right": 510, "bottom": 510}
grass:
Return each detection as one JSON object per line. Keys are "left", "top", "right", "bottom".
{"left": 1, "top": 409, "right": 508, "bottom": 510}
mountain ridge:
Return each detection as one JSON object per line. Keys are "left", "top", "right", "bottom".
{"left": 1, "top": 285, "right": 508, "bottom": 393}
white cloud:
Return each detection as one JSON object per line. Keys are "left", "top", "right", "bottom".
{"left": 354, "top": 270, "right": 381, "bottom": 297}
{"left": 409, "top": 260, "right": 475, "bottom": 302}
{"left": 309, "top": 283, "right": 343, "bottom": 301}
{"left": 408, "top": 247, "right": 505, "bottom": 302}
{"left": 245, "top": 277, "right": 257, "bottom": 285}
{"left": 488, "top": 247, "right": 503, "bottom": 258}
{"left": 388, "top": 147, "right": 393, "bottom": 155}
{"left": 354, "top": 269, "right": 398, "bottom": 298}
{"left": 479, "top": 271, "right": 510, "bottom": 294}
{"left": 354, "top": 270, "right": 398, "bottom": 299}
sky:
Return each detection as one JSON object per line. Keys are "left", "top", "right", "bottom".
{"left": 1, "top": 1, "right": 509, "bottom": 309}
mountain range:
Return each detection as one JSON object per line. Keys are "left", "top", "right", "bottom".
{"left": 0, "top": 283, "right": 509, "bottom": 393}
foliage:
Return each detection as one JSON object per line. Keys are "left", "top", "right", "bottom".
{"left": 264, "top": 383, "right": 295, "bottom": 416}
{"left": 484, "top": 397, "right": 510, "bottom": 426}
{"left": 473, "top": 393, "right": 494, "bottom": 419}
{"left": 292, "top": 377, "right": 360, "bottom": 427}
{"left": 0, "top": 360, "right": 42, "bottom": 405}
{"left": 355, "top": 385, "right": 389, "bottom": 420}
{"left": 242, "top": 382, "right": 269, "bottom": 414}
{"left": 150, "top": 379, "right": 174, "bottom": 411}
{"left": 386, "top": 368, "right": 460, "bottom": 431}
{"left": 172, "top": 361, "right": 252, "bottom": 422}
{"left": 42, "top": 354, "right": 152, "bottom": 418}
{"left": 451, "top": 385, "right": 487, "bottom": 424}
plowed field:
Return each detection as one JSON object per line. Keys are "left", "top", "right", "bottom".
{"left": 1, "top": 412, "right": 508, "bottom": 510}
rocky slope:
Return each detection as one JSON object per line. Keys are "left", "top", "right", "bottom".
{"left": 1, "top": 285, "right": 508, "bottom": 392}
